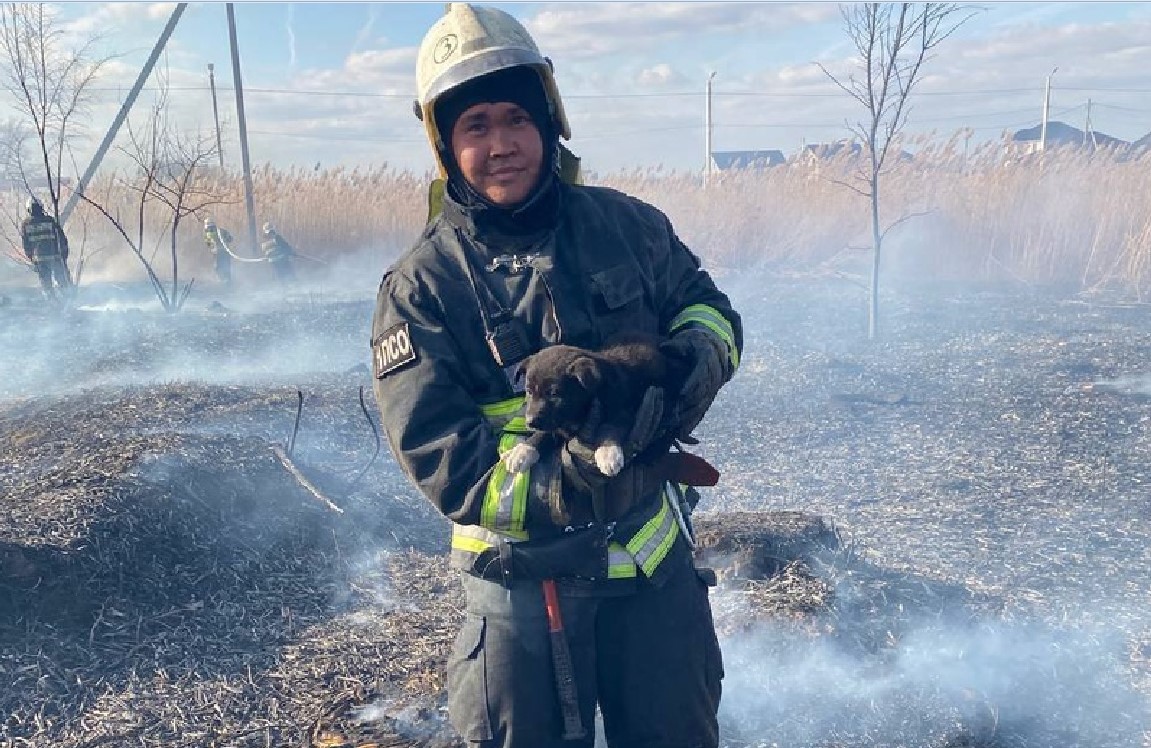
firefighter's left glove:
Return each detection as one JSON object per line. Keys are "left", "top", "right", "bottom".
{"left": 563, "top": 386, "right": 665, "bottom": 482}
{"left": 663, "top": 328, "right": 731, "bottom": 440}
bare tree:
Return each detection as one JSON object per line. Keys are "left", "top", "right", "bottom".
{"left": 149, "top": 128, "right": 228, "bottom": 308}
{"left": 81, "top": 77, "right": 228, "bottom": 312}
{"left": 0, "top": 3, "right": 108, "bottom": 218}
{"left": 819, "top": 3, "right": 978, "bottom": 338}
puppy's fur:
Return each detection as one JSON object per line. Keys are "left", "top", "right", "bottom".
{"left": 502, "top": 334, "right": 690, "bottom": 523}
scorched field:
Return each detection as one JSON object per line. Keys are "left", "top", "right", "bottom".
{"left": 1, "top": 275, "right": 1149, "bottom": 748}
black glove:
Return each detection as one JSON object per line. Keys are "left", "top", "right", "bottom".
{"left": 662, "top": 328, "right": 730, "bottom": 440}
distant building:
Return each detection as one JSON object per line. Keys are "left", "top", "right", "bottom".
{"left": 797, "top": 140, "right": 863, "bottom": 164}
{"left": 709, "top": 149, "right": 786, "bottom": 170}
{"left": 1009, "top": 120, "right": 1129, "bottom": 155}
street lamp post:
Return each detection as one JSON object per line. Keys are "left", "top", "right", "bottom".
{"left": 1040, "top": 66, "right": 1058, "bottom": 152}
{"left": 705, "top": 71, "right": 716, "bottom": 176}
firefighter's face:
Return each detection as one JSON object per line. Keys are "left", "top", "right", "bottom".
{"left": 450, "top": 101, "right": 543, "bottom": 207}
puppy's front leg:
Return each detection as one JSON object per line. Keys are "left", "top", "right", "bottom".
{"left": 593, "top": 424, "right": 628, "bottom": 477}
{"left": 503, "top": 431, "right": 547, "bottom": 474}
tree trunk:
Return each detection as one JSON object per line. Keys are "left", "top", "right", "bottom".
{"left": 869, "top": 173, "right": 882, "bottom": 340}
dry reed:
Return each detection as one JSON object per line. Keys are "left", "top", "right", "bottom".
{"left": 5, "top": 134, "right": 1150, "bottom": 297}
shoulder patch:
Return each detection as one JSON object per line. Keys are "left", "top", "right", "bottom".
{"left": 373, "top": 322, "right": 418, "bottom": 378}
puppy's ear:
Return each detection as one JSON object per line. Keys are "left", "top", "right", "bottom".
{"left": 570, "top": 355, "right": 601, "bottom": 391}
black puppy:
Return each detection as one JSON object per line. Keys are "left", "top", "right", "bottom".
{"left": 502, "top": 334, "right": 688, "bottom": 482}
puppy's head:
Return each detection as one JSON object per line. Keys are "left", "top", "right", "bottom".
{"left": 521, "top": 345, "right": 602, "bottom": 435}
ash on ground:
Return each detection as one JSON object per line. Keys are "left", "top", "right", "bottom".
{"left": 1, "top": 278, "right": 1149, "bottom": 748}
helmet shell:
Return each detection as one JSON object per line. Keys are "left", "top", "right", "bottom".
{"left": 415, "top": 3, "right": 571, "bottom": 174}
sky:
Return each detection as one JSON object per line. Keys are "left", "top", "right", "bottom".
{"left": 14, "top": 1, "right": 1151, "bottom": 177}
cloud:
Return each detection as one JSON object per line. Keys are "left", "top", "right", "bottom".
{"left": 526, "top": 2, "right": 840, "bottom": 60}
{"left": 64, "top": 2, "right": 179, "bottom": 39}
{"left": 293, "top": 47, "right": 415, "bottom": 95}
{"left": 636, "top": 63, "right": 685, "bottom": 88}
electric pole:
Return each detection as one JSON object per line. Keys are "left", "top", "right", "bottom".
{"left": 1039, "top": 66, "right": 1057, "bottom": 152}
{"left": 1084, "top": 98, "right": 1096, "bottom": 148}
{"left": 208, "top": 63, "right": 225, "bottom": 171}
{"left": 705, "top": 71, "right": 716, "bottom": 176}
{"left": 226, "top": 3, "right": 259, "bottom": 258}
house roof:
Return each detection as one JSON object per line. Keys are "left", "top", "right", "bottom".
{"left": 801, "top": 141, "right": 863, "bottom": 158}
{"left": 710, "top": 149, "right": 785, "bottom": 169}
{"left": 1011, "top": 120, "right": 1128, "bottom": 149}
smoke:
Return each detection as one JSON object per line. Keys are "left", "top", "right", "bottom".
{"left": 715, "top": 599, "right": 1148, "bottom": 747}
{"left": 1093, "top": 374, "right": 1151, "bottom": 397}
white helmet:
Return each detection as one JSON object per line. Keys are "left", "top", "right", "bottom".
{"left": 414, "top": 3, "right": 571, "bottom": 176}
{"left": 262, "top": 222, "right": 274, "bottom": 234}
{"left": 204, "top": 217, "right": 216, "bottom": 230}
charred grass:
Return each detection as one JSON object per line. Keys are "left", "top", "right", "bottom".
{"left": 1, "top": 279, "right": 1150, "bottom": 747}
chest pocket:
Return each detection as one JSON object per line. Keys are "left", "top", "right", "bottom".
{"left": 589, "top": 264, "right": 650, "bottom": 341}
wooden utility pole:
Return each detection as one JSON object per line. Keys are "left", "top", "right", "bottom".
{"left": 207, "top": 63, "right": 225, "bottom": 171}
{"left": 226, "top": 3, "right": 258, "bottom": 257}
{"left": 60, "top": 2, "right": 188, "bottom": 225}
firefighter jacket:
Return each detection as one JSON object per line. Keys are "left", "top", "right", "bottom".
{"left": 261, "top": 232, "right": 294, "bottom": 262}
{"left": 371, "top": 182, "right": 742, "bottom": 585}
{"left": 21, "top": 214, "right": 68, "bottom": 262}
{"left": 205, "top": 227, "right": 234, "bottom": 256}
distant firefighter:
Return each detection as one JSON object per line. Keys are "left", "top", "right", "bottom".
{"left": 260, "top": 222, "right": 297, "bottom": 283}
{"left": 20, "top": 198, "right": 72, "bottom": 302}
{"left": 203, "top": 217, "right": 234, "bottom": 285}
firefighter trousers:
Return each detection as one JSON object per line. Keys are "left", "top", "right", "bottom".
{"left": 447, "top": 540, "right": 723, "bottom": 748}
{"left": 34, "top": 256, "right": 71, "bottom": 296}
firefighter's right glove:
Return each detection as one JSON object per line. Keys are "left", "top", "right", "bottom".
{"left": 662, "top": 328, "right": 730, "bottom": 440}
{"left": 562, "top": 386, "right": 665, "bottom": 485}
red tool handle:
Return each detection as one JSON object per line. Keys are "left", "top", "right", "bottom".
{"left": 543, "top": 577, "right": 563, "bottom": 632}
{"left": 542, "top": 579, "right": 585, "bottom": 740}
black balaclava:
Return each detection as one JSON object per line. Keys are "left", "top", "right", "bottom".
{"left": 434, "top": 65, "right": 562, "bottom": 237}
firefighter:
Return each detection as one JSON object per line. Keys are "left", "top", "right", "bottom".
{"left": 370, "top": 5, "right": 742, "bottom": 747}
{"left": 260, "top": 222, "right": 296, "bottom": 283}
{"left": 203, "top": 217, "right": 234, "bottom": 285}
{"left": 20, "top": 198, "right": 72, "bottom": 301}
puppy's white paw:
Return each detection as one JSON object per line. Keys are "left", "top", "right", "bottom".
{"left": 594, "top": 445, "right": 625, "bottom": 476}
{"left": 503, "top": 443, "right": 539, "bottom": 474}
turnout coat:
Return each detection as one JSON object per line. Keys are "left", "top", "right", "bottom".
{"left": 371, "top": 182, "right": 742, "bottom": 585}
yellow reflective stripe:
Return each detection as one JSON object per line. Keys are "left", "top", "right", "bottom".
{"left": 481, "top": 396, "right": 525, "bottom": 419}
{"left": 452, "top": 534, "right": 492, "bottom": 554}
{"left": 625, "top": 493, "right": 680, "bottom": 577}
{"left": 452, "top": 523, "right": 526, "bottom": 551}
{"left": 608, "top": 542, "right": 637, "bottom": 578}
{"left": 669, "top": 303, "right": 740, "bottom": 370}
{"left": 482, "top": 434, "right": 529, "bottom": 533}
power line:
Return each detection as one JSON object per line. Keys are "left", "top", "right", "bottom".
{"left": 84, "top": 83, "right": 1151, "bottom": 101}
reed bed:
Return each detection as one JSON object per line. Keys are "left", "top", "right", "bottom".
{"left": 6, "top": 135, "right": 1151, "bottom": 297}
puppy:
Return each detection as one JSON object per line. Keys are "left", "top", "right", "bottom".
{"left": 502, "top": 334, "right": 689, "bottom": 482}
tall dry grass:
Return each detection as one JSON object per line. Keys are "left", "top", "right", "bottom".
{"left": 6, "top": 134, "right": 1151, "bottom": 298}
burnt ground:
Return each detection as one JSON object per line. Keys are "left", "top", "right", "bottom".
{"left": 1, "top": 276, "right": 1150, "bottom": 748}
